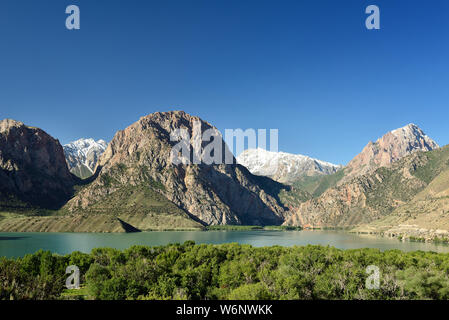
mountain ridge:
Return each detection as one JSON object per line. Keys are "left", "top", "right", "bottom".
{"left": 237, "top": 148, "right": 342, "bottom": 184}
{"left": 341, "top": 123, "right": 439, "bottom": 184}
{"left": 284, "top": 144, "right": 449, "bottom": 229}
{"left": 64, "top": 111, "right": 289, "bottom": 227}
{"left": 1, "top": 115, "right": 447, "bottom": 235}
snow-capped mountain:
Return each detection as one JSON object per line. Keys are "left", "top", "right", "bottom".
{"left": 237, "top": 148, "right": 342, "bottom": 184}
{"left": 63, "top": 138, "right": 107, "bottom": 179}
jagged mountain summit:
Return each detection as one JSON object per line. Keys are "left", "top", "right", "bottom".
{"left": 341, "top": 123, "right": 439, "bottom": 184}
{"left": 0, "top": 119, "right": 76, "bottom": 210}
{"left": 64, "top": 111, "right": 288, "bottom": 226}
{"left": 63, "top": 138, "right": 107, "bottom": 179}
{"left": 237, "top": 148, "right": 342, "bottom": 184}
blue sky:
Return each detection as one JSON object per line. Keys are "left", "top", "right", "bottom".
{"left": 1, "top": 0, "right": 448, "bottom": 165}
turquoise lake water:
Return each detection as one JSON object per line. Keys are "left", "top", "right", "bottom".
{"left": 1, "top": 230, "right": 449, "bottom": 258}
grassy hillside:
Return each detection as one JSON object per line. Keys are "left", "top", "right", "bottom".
{"left": 362, "top": 168, "right": 449, "bottom": 235}
{"left": 278, "top": 187, "right": 311, "bottom": 208}
{"left": 69, "top": 164, "right": 94, "bottom": 179}
{"left": 411, "top": 146, "right": 449, "bottom": 184}
{"left": 368, "top": 145, "right": 449, "bottom": 214}
{"left": 353, "top": 146, "right": 449, "bottom": 236}
{"left": 0, "top": 177, "right": 204, "bottom": 232}
{"left": 65, "top": 183, "right": 205, "bottom": 231}
{"left": 277, "top": 170, "right": 346, "bottom": 209}
{"left": 291, "top": 169, "right": 346, "bottom": 197}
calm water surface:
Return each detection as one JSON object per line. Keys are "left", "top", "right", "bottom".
{"left": 1, "top": 230, "right": 449, "bottom": 258}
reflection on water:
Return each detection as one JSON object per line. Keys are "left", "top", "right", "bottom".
{"left": 1, "top": 230, "right": 449, "bottom": 258}
{"left": 0, "top": 236, "right": 29, "bottom": 241}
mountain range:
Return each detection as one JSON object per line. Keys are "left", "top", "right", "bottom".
{"left": 236, "top": 148, "right": 342, "bottom": 184}
{"left": 0, "top": 112, "right": 287, "bottom": 232}
{"left": 0, "top": 113, "right": 447, "bottom": 239}
{"left": 0, "top": 119, "right": 77, "bottom": 211}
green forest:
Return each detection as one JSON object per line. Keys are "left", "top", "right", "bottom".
{"left": 2, "top": 242, "right": 449, "bottom": 300}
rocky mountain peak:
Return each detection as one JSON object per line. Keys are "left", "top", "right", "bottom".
{"left": 67, "top": 111, "right": 287, "bottom": 226}
{"left": 343, "top": 123, "right": 439, "bottom": 183}
{"left": 99, "top": 110, "right": 233, "bottom": 169}
{"left": 390, "top": 123, "right": 435, "bottom": 146}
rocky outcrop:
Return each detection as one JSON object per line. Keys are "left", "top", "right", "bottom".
{"left": 281, "top": 124, "right": 441, "bottom": 228}
{"left": 0, "top": 119, "right": 76, "bottom": 210}
{"left": 341, "top": 124, "right": 438, "bottom": 184}
{"left": 64, "top": 111, "right": 288, "bottom": 226}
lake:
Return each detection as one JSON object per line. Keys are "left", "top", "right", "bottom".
{"left": 1, "top": 230, "right": 449, "bottom": 258}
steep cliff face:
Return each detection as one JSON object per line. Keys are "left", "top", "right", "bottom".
{"left": 0, "top": 119, "right": 76, "bottom": 210}
{"left": 64, "top": 111, "right": 288, "bottom": 226}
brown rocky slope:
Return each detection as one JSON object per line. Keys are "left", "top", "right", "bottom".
{"left": 284, "top": 144, "right": 449, "bottom": 229}
{"left": 0, "top": 119, "right": 77, "bottom": 211}
{"left": 63, "top": 111, "right": 288, "bottom": 226}
{"left": 341, "top": 123, "right": 438, "bottom": 185}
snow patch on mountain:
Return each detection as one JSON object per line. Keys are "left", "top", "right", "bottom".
{"left": 237, "top": 148, "right": 342, "bottom": 184}
{"left": 63, "top": 138, "right": 107, "bottom": 178}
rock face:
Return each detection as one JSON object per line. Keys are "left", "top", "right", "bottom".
{"left": 341, "top": 124, "right": 438, "bottom": 184}
{"left": 237, "top": 148, "right": 341, "bottom": 184}
{"left": 353, "top": 146, "right": 449, "bottom": 239}
{"left": 65, "top": 111, "right": 288, "bottom": 226}
{"left": 64, "top": 138, "right": 107, "bottom": 179}
{"left": 283, "top": 124, "right": 441, "bottom": 228}
{"left": 0, "top": 119, "right": 76, "bottom": 209}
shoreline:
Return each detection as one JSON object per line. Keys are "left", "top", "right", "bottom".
{"left": 350, "top": 228, "right": 449, "bottom": 245}
{"left": 2, "top": 224, "right": 449, "bottom": 246}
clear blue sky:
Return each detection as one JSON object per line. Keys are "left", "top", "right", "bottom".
{"left": 1, "top": 0, "right": 448, "bottom": 165}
